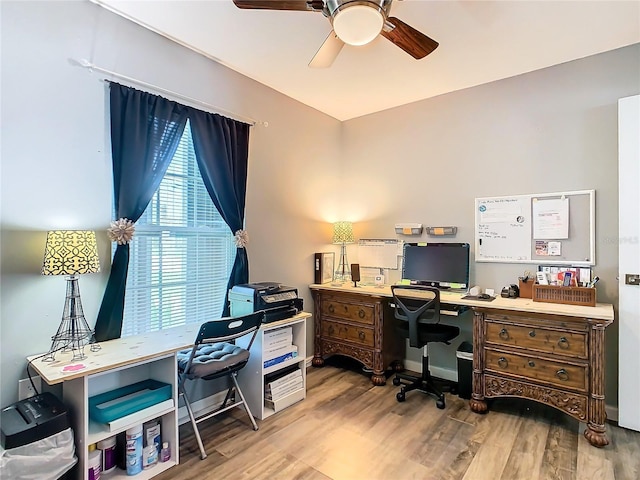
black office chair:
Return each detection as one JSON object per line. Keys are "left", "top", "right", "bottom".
{"left": 177, "top": 311, "right": 264, "bottom": 459}
{"left": 391, "top": 285, "right": 460, "bottom": 409}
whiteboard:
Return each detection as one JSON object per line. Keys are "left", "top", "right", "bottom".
{"left": 357, "top": 239, "right": 401, "bottom": 269}
{"left": 475, "top": 190, "right": 595, "bottom": 265}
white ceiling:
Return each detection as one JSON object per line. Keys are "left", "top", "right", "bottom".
{"left": 94, "top": 0, "right": 640, "bottom": 121}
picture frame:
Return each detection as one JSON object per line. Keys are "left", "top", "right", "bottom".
{"left": 314, "top": 252, "right": 335, "bottom": 284}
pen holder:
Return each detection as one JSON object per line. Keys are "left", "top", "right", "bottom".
{"left": 518, "top": 278, "right": 533, "bottom": 299}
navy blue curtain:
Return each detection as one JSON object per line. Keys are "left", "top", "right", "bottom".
{"left": 94, "top": 83, "right": 188, "bottom": 341}
{"left": 187, "top": 108, "right": 251, "bottom": 316}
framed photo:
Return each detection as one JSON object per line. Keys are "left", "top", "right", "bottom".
{"left": 314, "top": 252, "right": 335, "bottom": 284}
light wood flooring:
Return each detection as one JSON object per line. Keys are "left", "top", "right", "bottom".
{"left": 156, "top": 359, "right": 640, "bottom": 480}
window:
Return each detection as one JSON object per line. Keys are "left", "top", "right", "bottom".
{"left": 122, "top": 121, "right": 236, "bottom": 337}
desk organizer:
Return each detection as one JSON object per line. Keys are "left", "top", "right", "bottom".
{"left": 532, "top": 284, "right": 596, "bottom": 307}
{"left": 89, "top": 379, "right": 172, "bottom": 424}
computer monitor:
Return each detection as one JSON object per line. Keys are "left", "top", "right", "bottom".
{"left": 401, "top": 243, "right": 470, "bottom": 290}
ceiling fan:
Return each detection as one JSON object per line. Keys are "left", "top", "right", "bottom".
{"left": 232, "top": 0, "right": 439, "bottom": 68}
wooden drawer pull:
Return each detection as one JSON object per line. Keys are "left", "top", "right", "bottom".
{"left": 498, "top": 357, "right": 508, "bottom": 368}
{"left": 528, "top": 360, "right": 536, "bottom": 367}
{"left": 556, "top": 368, "right": 569, "bottom": 381}
{"left": 528, "top": 330, "right": 536, "bottom": 338}
{"left": 328, "top": 304, "right": 335, "bottom": 314}
{"left": 358, "top": 331, "right": 366, "bottom": 341}
{"left": 499, "top": 328, "right": 510, "bottom": 340}
{"left": 358, "top": 309, "right": 366, "bottom": 319}
{"left": 557, "top": 337, "right": 569, "bottom": 349}
{"left": 328, "top": 325, "right": 335, "bottom": 336}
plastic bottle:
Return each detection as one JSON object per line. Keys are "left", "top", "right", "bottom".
{"left": 125, "top": 424, "right": 143, "bottom": 476}
{"left": 97, "top": 436, "right": 117, "bottom": 473}
{"left": 160, "top": 442, "right": 171, "bottom": 462}
{"left": 88, "top": 448, "right": 101, "bottom": 480}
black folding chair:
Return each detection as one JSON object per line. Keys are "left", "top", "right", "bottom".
{"left": 177, "top": 311, "right": 264, "bottom": 459}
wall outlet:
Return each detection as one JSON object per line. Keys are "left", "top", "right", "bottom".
{"left": 18, "top": 376, "right": 41, "bottom": 400}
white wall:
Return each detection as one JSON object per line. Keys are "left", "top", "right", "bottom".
{"left": 0, "top": 0, "right": 341, "bottom": 409}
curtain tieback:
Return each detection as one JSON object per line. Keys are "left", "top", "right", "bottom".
{"left": 108, "top": 218, "right": 136, "bottom": 245}
{"left": 234, "top": 229, "right": 249, "bottom": 248}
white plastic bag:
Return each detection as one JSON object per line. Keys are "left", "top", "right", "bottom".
{"left": 0, "top": 427, "right": 77, "bottom": 480}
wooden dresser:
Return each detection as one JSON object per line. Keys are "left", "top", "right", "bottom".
{"left": 469, "top": 307, "right": 613, "bottom": 447}
{"left": 310, "top": 287, "right": 404, "bottom": 385}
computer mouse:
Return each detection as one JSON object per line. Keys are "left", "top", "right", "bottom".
{"left": 478, "top": 293, "right": 491, "bottom": 300}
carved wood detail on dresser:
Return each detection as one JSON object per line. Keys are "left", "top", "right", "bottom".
{"left": 469, "top": 307, "right": 613, "bottom": 447}
{"left": 310, "top": 288, "right": 404, "bottom": 386}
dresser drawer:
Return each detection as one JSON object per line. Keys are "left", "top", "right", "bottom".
{"left": 485, "top": 349, "right": 587, "bottom": 392}
{"left": 485, "top": 320, "right": 587, "bottom": 359}
{"left": 321, "top": 320, "right": 374, "bottom": 347}
{"left": 320, "top": 298, "right": 375, "bottom": 325}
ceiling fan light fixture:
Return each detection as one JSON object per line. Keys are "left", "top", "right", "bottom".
{"left": 332, "top": 4, "right": 384, "bottom": 46}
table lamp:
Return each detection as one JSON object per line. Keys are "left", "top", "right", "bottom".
{"left": 333, "top": 221, "right": 355, "bottom": 282}
{"left": 41, "top": 230, "right": 101, "bottom": 361}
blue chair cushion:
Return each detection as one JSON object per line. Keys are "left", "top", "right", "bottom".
{"left": 177, "top": 342, "right": 250, "bottom": 379}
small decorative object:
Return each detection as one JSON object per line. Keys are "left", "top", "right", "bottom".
{"left": 314, "top": 252, "right": 335, "bottom": 284}
{"left": 234, "top": 229, "right": 249, "bottom": 248}
{"left": 333, "top": 221, "right": 355, "bottom": 282}
{"left": 41, "top": 230, "right": 101, "bottom": 361}
{"left": 107, "top": 218, "right": 135, "bottom": 245}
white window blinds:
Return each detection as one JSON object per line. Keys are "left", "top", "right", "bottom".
{"left": 122, "top": 121, "right": 236, "bottom": 337}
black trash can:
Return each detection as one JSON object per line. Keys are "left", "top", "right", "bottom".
{"left": 456, "top": 341, "right": 473, "bottom": 399}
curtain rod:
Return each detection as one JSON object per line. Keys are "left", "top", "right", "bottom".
{"left": 73, "top": 58, "right": 267, "bottom": 127}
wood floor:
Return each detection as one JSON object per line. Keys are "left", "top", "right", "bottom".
{"left": 156, "top": 359, "right": 640, "bottom": 480}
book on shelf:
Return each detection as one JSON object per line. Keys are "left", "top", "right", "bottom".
{"left": 264, "top": 343, "right": 298, "bottom": 361}
{"left": 265, "top": 373, "right": 303, "bottom": 398}
{"left": 265, "top": 367, "right": 302, "bottom": 389}
{"left": 263, "top": 348, "right": 298, "bottom": 368}
{"left": 264, "top": 326, "right": 292, "bottom": 343}
{"left": 264, "top": 334, "right": 293, "bottom": 352}
{"left": 265, "top": 379, "right": 303, "bottom": 401}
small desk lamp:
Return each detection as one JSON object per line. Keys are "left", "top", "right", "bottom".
{"left": 41, "top": 230, "right": 101, "bottom": 362}
{"left": 333, "top": 221, "right": 355, "bottom": 282}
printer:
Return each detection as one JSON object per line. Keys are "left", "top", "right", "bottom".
{"left": 229, "top": 282, "right": 303, "bottom": 323}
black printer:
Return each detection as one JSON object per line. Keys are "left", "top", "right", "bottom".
{"left": 1, "top": 392, "right": 70, "bottom": 449}
{"left": 229, "top": 282, "right": 303, "bottom": 323}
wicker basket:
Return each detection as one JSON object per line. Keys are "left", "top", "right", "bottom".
{"left": 532, "top": 284, "right": 596, "bottom": 307}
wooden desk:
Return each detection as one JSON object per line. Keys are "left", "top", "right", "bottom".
{"left": 309, "top": 283, "right": 614, "bottom": 447}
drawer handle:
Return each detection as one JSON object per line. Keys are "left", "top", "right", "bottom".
{"left": 328, "top": 325, "right": 335, "bottom": 336}
{"left": 528, "top": 330, "right": 536, "bottom": 338}
{"left": 499, "top": 328, "right": 510, "bottom": 340}
{"left": 328, "top": 305, "right": 335, "bottom": 314}
{"left": 358, "top": 331, "right": 366, "bottom": 341}
{"left": 556, "top": 368, "right": 569, "bottom": 381}
{"left": 498, "top": 357, "right": 508, "bottom": 368}
{"left": 557, "top": 337, "right": 569, "bottom": 349}
{"left": 528, "top": 360, "right": 536, "bottom": 367}
{"left": 358, "top": 309, "right": 366, "bottom": 319}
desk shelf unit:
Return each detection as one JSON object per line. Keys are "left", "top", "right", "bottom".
{"left": 237, "top": 314, "right": 309, "bottom": 420}
{"left": 27, "top": 323, "right": 201, "bottom": 480}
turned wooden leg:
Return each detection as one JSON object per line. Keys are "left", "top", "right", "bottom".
{"left": 470, "top": 310, "right": 487, "bottom": 414}
{"left": 585, "top": 322, "right": 609, "bottom": 447}
{"left": 371, "top": 372, "right": 386, "bottom": 386}
{"left": 312, "top": 355, "right": 325, "bottom": 368}
{"left": 470, "top": 396, "right": 488, "bottom": 413}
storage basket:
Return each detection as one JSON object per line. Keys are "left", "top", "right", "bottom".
{"left": 532, "top": 284, "right": 596, "bottom": 307}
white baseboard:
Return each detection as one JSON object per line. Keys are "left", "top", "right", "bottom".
{"left": 177, "top": 391, "right": 228, "bottom": 426}
{"left": 401, "top": 359, "right": 618, "bottom": 422}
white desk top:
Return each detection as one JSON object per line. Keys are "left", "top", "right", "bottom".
{"left": 309, "top": 283, "right": 614, "bottom": 322}
{"left": 28, "top": 312, "right": 311, "bottom": 385}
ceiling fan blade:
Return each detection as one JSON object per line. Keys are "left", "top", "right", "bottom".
{"left": 309, "top": 31, "right": 345, "bottom": 68}
{"left": 381, "top": 17, "right": 439, "bottom": 59}
{"left": 232, "top": 0, "right": 324, "bottom": 11}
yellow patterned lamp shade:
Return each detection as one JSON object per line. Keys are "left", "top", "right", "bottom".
{"left": 42, "top": 230, "right": 100, "bottom": 276}
{"left": 332, "top": 221, "right": 355, "bottom": 244}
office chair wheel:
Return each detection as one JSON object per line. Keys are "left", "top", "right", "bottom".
{"left": 436, "top": 398, "right": 445, "bottom": 409}
{"left": 396, "top": 391, "right": 406, "bottom": 402}
{"left": 393, "top": 376, "right": 401, "bottom": 386}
